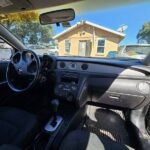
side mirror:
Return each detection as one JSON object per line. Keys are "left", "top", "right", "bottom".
{"left": 39, "top": 9, "right": 75, "bottom": 25}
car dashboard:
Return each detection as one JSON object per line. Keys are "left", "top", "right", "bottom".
{"left": 41, "top": 55, "right": 150, "bottom": 110}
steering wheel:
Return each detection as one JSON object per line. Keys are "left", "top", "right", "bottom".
{"left": 6, "top": 50, "right": 41, "bottom": 92}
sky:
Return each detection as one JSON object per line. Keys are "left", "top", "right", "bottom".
{"left": 53, "top": 2, "right": 150, "bottom": 45}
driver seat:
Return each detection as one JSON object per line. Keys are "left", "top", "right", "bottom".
{"left": 0, "top": 107, "right": 38, "bottom": 147}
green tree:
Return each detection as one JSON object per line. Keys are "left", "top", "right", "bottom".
{"left": 137, "top": 22, "right": 150, "bottom": 44}
{"left": 0, "top": 12, "right": 54, "bottom": 44}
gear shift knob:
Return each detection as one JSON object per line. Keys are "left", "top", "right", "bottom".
{"left": 51, "top": 99, "right": 59, "bottom": 114}
{"left": 51, "top": 99, "right": 59, "bottom": 127}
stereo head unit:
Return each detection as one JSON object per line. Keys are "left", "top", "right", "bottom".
{"left": 55, "top": 73, "right": 80, "bottom": 102}
{"left": 61, "top": 73, "right": 79, "bottom": 84}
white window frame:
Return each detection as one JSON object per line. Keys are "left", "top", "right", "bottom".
{"left": 65, "top": 39, "right": 71, "bottom": 53}
{"left": 96, "top": 38, "right": 106, "bottom": 54}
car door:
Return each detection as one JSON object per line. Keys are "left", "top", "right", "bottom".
{"left": 0, "top": 39, "right": 14, "bottom": 104}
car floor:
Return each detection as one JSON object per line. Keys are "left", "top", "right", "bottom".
{"left": 81, "top": 105, "right": 136, "bottom": 149}
{"left": 22, "top": 99, "right": 137, "bottom": 150}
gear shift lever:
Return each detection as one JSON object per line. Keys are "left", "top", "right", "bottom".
{"left": 51, "top": 99, "right": 59, "bottom": 127}
{"left": 44, "top": 99, "right": 63, "bottom": 132}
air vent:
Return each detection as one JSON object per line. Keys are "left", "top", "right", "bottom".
{"left": 60, "top": 62, "right": 66, "bottom": 68}
{"left": 81, "top": 64, "right": 88, "bottom": 70}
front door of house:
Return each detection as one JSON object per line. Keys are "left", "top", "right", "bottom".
{"left": 78, "top": 41, "right": 91, "bottom": 56}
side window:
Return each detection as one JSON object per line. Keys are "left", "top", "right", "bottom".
{"left": 0, "top": 39, "right": 12, "bottom": 61}
{"left": 65, "top": 39, "right": 71, "bottom": 53}
{"left": 97, "top": 38, "right": 106, "bottom": 53}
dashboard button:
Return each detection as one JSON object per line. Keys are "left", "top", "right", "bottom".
{"left": 69, "top": 63, "right": 77, "bottom": 70}
{"left": 71, "top": 85, "right": 77, "bottom": 91}
{"left": 66, "top": 94, "right": 74, "bottom": 102}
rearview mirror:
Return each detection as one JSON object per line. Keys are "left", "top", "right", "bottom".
{"left": 39, "top": 9, "right": 75, "bottom": 25}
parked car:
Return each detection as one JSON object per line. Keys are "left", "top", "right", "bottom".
{"left": 26, "top": 45, "right": 49, "bottom": 55}
{"left": 0, "top": 39, "right": 12, "bottom": 49}
{"left": 47, "top": 45, "right": 59, "bottom": 56}
{"left": 107, "top": 51, "right": 118, "bottom": 58}
{"left": 27, "top": 45, "right": 59, "bottom": 56}
{"left": 107, "top": 44, "right": 150, "bottom": 59}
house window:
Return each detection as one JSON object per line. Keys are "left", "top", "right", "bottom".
{"left": 97, "top": 38, "right": 106, "bottom": 53}
{"left": 65, "top": 40, "right": 71, "bottom": 53}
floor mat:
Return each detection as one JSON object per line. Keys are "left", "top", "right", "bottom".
{"left": 84, "top": 105, "right": 130, "bottom": 145}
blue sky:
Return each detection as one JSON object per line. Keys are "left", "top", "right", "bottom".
{"left": 53, "top": 2, "right": 150, "bottom": 45}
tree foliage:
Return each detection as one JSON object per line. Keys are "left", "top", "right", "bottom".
{"left": 0, "top": 12, "right": 54, "bottom": 44}
{"left": 137, "top": 22, "right": 150, "bottom": 44}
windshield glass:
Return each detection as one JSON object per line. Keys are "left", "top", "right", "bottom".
{"left": 0, "top": 1, "right": 150, "bottom": 60}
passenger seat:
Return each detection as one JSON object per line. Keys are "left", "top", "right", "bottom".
{"left": 59, "top": 130, "right": 134, "bottom": 150}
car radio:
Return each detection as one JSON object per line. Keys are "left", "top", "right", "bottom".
{"left": 55, "top": 73, "right": 79, "bottom": 102}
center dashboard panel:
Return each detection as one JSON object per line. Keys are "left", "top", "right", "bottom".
{"left": 54, "top": 58, "right": 150, "bottom": 109}
{"left": 54, "top": 72, "right": 79, "bottom": 102}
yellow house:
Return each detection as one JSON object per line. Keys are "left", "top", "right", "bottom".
{"left": 53, "top": 21, "right": 125, "bottom": 57}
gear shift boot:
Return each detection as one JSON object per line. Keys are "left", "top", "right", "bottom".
{"left": 44, "top": 116, "right": 63, "bottom": 132}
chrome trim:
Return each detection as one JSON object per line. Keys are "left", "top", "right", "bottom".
{"left": 44, "top": 116, "right": 63, "bottom": 132}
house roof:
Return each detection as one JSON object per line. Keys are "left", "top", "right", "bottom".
{"left": 53, "top": 20, "right": 126, "bottom": 39}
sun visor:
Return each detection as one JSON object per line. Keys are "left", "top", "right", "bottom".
{"left": 0, "top": 0, "right": 33, "bottom": 14}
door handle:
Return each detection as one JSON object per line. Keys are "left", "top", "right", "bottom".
{"left": 109, "top": 95, "right": 120, "bottom": 100}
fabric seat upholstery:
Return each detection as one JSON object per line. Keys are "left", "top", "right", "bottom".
{"left": 60, "top": 130, "right": 134, "bottom": 150}
{"left": 0, "top": 107, "right": 38, "bottom": 147}
{"left": 0, "top": 144, "right": 21, "bottom": 150}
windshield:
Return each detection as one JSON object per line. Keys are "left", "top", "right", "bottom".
{"left": 0, "top": 1, "right": 150, "bottom": 60}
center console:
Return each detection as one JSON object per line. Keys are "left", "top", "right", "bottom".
{"left": 55, "top": 72, "right": 80, "bottom": 102}
{"left": 33, "top": 71, "right": 87, "bottom": 150}
{"left": 33, "top": 98, "right": 86, "bottom": 150}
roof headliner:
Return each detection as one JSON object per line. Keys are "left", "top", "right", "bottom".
{"left": 0, "top": 0, "right": 149, "bottom": 15}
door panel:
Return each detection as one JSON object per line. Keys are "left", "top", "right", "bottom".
{"left": 0, "top": 61, "right": 8, "bottom": 83}
{"left": 0, "top": 39, "right": 14, "bottom": 104}
{"left": 0, "top": 61, "right": 13, "bottom": 104}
